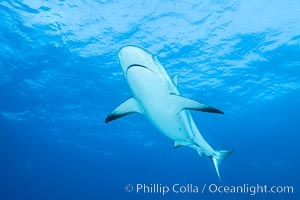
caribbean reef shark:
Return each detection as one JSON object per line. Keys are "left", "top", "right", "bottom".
{"left": 105, "top": 45, "right": 232, "bottom": 181}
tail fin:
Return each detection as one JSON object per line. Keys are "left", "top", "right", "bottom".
{"left": 210, "top": 150, "right": 233, "bottom": 181}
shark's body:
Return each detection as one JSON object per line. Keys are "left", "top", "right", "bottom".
{"left": 105, "top": 45, "right": 232, "bottom": 180}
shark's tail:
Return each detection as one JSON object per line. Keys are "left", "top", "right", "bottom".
{"left": 210, "top": 150, "right": 233, "bottom": 181}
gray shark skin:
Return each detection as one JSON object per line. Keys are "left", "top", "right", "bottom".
{"left": 105, "top": 45, "right": 232, "bottom": 181}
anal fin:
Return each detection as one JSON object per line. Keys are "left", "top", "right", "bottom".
{"left": 174, "top": 140, "right": 191, "bottom": 149}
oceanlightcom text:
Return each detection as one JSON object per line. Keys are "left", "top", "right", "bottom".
{"left": 124, "top": 183, "right": 294, "bottom": 196}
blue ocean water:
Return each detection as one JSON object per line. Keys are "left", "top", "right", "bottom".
{"left": 0, "top": 0, "right": 299, "bottom": 199}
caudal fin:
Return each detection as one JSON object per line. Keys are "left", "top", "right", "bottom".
{"left": 210, "top": 150, "right": 233, "bottom": 181}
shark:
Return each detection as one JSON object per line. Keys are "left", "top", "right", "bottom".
{"left": 105, "top": 45, "right": 232, "bottom": 181}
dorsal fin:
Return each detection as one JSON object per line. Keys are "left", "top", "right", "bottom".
{"left": 172, "top": 74, "right": 178, "bottom": 86}
{"left": 105, "top": 98, "right": 143, "bottom": 123}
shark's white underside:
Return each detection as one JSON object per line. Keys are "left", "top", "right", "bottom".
{"left": 105, "top": 45, "right": 232, "bottom": 181}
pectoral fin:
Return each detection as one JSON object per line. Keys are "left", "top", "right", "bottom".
{"left": 170, "top": 94, "right": 224, "bottom": 114}
{"left": 105, "top": 98, "right": 143, "bottom": 123}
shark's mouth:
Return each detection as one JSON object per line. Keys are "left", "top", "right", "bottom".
{"left": 125, "top": 64, "right": 153, "bottom": 75}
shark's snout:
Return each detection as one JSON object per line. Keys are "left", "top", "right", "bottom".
{"left": 119, "top": 45, "right": 155, "bottom": 73}
{"left": 119, "top": 45, "right": 141, "bottom": 59}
